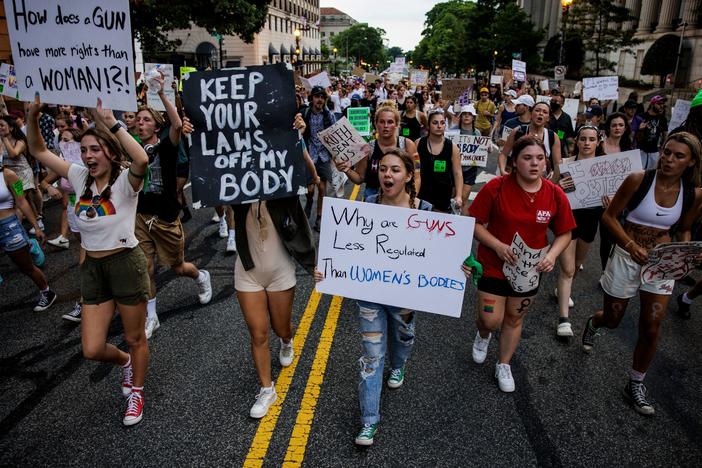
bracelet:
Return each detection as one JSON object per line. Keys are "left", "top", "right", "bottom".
{"left": 624, "top": 239, "right": 634, "bottom": 250}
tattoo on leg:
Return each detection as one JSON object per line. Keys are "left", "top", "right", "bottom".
{"left": 483, "top": 298, "right": 496, "bottom": 313}
{"left": 516, "top": 298, "right": 531, "bottom": 314}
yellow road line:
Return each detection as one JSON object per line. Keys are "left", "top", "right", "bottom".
{"left": 243, "top": 184, "right": 360, "bottom": 467}
{"left": 282, "top": 295, "right": 344, "bottom": 467}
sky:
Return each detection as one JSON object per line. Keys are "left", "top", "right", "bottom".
{"left": 320, "top": 0, "right": 445, "bottom": 52}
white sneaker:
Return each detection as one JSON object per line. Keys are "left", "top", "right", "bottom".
{"left": 197, "top": 270, "right": 212, "bottom": 304}
{"left": 557, "top": 321, "right": 574, "bottom": 337}
{"left": 554, "top": 288, "right": 574, "bottom": 308}
{"left": 218, "top": 219, "right": 228, "bottom": 238}
{"left": 279, "top": 338, "right": 294, "bottom": 367}
{"left": 495, "top": 363, "right": 515, "bottom": 392}
{"left": 48, "top": 235, "right": 70, "bottom": 249}
{"left": 226, "top": 236, "right": 237, "bottom": 253}
{"left": 472, "top": 331, "right": 491, "bottom": 364}
{"left": 145, "top": 315, "right": 160, "bottom": 339}
{"left": 250, "top": 384, "right": 277, "bottom": 418}
{"left": 37, "top": 218, "right": 45, "bottom": 231}
{"left": 211, "top": 213, "right": 220, "bottom": 223}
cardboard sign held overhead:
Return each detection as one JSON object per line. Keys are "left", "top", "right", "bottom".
{"left": 410, "top": 69, "right": 429, "bottom": 87}
{"left": 4, "top": 0, "right": 137, "bottom": 110}
{"left": 346, "top": 107, "right": 371, "bottom": 136}
{"left": 582, "top": 76, "right": 619, "bottom": 101}
{"left": 441, "top": 79, "right": 474, "bottom": 103}
{"left": 512, "top": 59, "right": 526, "bottom": 82}
{"left": 317, "top": 117, "right": 371, "bottom": 166}
{"left": 308, "top": 71, "right": 332, "bottom": 89}
{"left": 145, "top": 63, "right": 176, "bottom": 112}
{"left": 352, "top": 66, "right": 366, "bottom": 77}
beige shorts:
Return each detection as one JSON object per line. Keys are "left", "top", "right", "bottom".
{"left": 234, "top": 256, "right": 296, "bottom": 292}
{"left": 600, "top": 245, "right": 675, "bottom": 298}
{"left": 135, "top": 213, "right": 185, "bottom": 267}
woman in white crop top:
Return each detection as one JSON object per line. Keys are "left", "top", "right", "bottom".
{"left": 27, "top": 94, "right": 151, "bottom": 427}
{"left": 582, "top": 132, "right": 702, "bottom": 416}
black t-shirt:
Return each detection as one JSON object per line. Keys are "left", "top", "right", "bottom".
{"left": 417, "top": 137, "right": 454, "bottom": 212}
{"left": 638, "top": 113, "right": 668, "bottom": 153}
{"left": 137, "top": 135, "right": 181, "bottom": 222}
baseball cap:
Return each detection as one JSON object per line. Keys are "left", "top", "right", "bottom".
{"left": 586, "top": 105, "right": 603, "bottom": 117}
{"left": 479, "top": 87, "right": 489, "bottom": 94}
{"left": 505, "top": 89, "right": 518, "bottom": 98}
{"left": 513, "top": 94, "right": 535, "bottom": 108}
{"left": 650, "top": 95, "right": 666, "bottom": 105}
{"left": 310, "top": 86, "right": 327, "bottom": 98}
{"left": 690, "top": 89, "right": 702, "bottom": 109}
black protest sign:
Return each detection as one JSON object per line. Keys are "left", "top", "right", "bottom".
{"left": 182, "top": 63, "right": 305, "bottom": 207}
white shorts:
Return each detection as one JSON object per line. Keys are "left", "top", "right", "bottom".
{"left": 600, "top": 245, "right": 675, "bottom": 298}
{"left": 67, "top": 197, "right": 80, "bottom": 233}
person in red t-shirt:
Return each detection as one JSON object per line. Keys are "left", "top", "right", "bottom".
{"left": 466, "top": 136, "right": 575, "bottom": 393}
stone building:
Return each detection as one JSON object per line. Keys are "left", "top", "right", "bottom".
{"left": 319, "top": 7, "right": 358, "bottom": 49}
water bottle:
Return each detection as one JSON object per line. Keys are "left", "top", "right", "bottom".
{"left": 144, "top": 68, "right": 162, "bottom": 93}
{"left": 29, "top": 238, "right": 45, "bottom": 267}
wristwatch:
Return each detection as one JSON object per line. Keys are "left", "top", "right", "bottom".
{"left": 110, "top": 121, "right": 127, "bottom": 134}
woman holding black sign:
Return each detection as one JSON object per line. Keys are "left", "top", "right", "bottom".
{"left": 582, "top": 132, "right": 702, "bottom": 416}
{"left": 469, "top": 136, "right": 574, "bottom": 393}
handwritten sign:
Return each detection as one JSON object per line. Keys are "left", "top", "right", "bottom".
{"left": 558, "top": 150, "right": 642, "bottom": 210}
{"left": 539, "top": 80, "right": 549, "bottom": 92}
{"left": 410, "top": 69, "right": 429, "bottom": 87}
{"left": 641, "top": 242, "right": 702, "bottom": 282}
{"left": 448, "top": 134, "right": 490, "bottom": 167}
{"left": 316, "top": 197, "right": 475, "bottom": 317}
{"left": 346, "top": 107, "right": 371, "bottom": 136}
{"left": 563, "top": 98, "right": 579, "bottom": 131}
{"left": 582, "top": 76, "right": 619, "bottom": 101}
{"left": 59, "top": 141, "right": 82, "bottom": 164}
{"left": 144, "top": 63, "right": 175, "bottom": 112}
{"left": 501, "top": 126, "right": 514, "bottom": 142}
{"left": 308, "top": 71, "right": 331, "bottom": 89}
{"left": 490, "top": 75, "right": 502, "bottom": 85}
{"left": 182, "top": 64, "right": 306, "bottom": 207}
{"left": 394, "top": 57, "right": 406, "bottom": 66}
{"left": 364, "top": 73, "right": 380, "bottom": 83}
{"left": 318, "top": 117, "right": 370, "bottom": 166}
{"left": 512, "top": 59, "right": 526, "bottom": 82}
{"left": 669, "top": 99, "right": 691, "bottom": 131}
{"left": 502, "top": 232, "right": 548, "bottom": 293}
{"left": 536, "top": 95, "right": 551, "bottom": 104}
{"left": 0, "top": 63, "right": 19, "bottom": 98}
{"left": 4, "top": 0, "right": 136, "bottom": 110}
{"left": 442, "top": 79, "right": 474, "bottom": 103}
{"left": 352, "top": 66, "right": 366, "bottom": 77}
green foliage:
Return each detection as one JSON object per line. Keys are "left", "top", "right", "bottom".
{"left": 387, "top": 47, "right": 404, "bottom": 60}
{"left": 131, "top": 0, "right": 273, "bottom": 54}
{"left": 331, "top": 23, "right": 388, "bottom": 66}
{"left": 321, "top": 42, "right": 330, "bottom": 58}
{"left": 565, "top": 0, "right": 641, "bottom": 75}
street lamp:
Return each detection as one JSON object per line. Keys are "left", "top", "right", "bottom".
{"left": 294, "top": 28, "right": 302, "bottom": 72}
{"left": 559, "top": 0, "right": 574, "bottom": 66}
{"left": 333, "top": 47, "right": 338, "bottom": 76}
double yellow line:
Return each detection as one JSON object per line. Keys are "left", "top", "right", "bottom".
{"left": 243, "top": 184, "right": 360, "bottom": 468}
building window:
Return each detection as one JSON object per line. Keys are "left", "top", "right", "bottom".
{"left": 321, "top": 31, "right": 325, "bottom": 37}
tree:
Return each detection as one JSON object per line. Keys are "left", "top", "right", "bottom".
{"left": 131, "top": 0, "right": 272, "bottom": 54}
{"left": 320, "top": 42, "right": 330, "bottom": 59}
{"left": 543, "top": 34, "right": 585, "bottom": 77}
{"left": 331, "top": 23, "right": 387, "bottom": 67}
{"left": 387, "top": 47, "right": 404, "bottom": 60}
{"left": 641, "top": 34, "right": 679, "bottom": 87}
{"left": 565, "top": 0, "right": 641, "bottom": 75}
{"left": 415, "top": 0, "right": 475, "bottom": 74}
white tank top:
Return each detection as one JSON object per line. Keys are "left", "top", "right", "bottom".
{"left": 626, "top": 173, "right": 683, "bottom": 229}
{"left": 0, "top": 169, "right": 15, "bottom": 210}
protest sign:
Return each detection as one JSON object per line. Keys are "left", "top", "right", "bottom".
{"left": 394, "top": 57, "right": 406, "bottom": 66}
{"left": 4, "top": 0, "right": 136, "bottom": 110}
{"left": 182, "top": 63, "right": 306, "bottom": 207}
{"left": 641, "top": 242, "right": 702, "bottom": 282}
{"left": 502, "top": 232, "right": 549, "bottom": 293}
{"left": 59, "top": 141, "right": 82, "bottom": 165}
{"left": 442, "top": 79, "right": 474, "bottom": 103}
{"left": 0, "top": 63, "right": 19, "bottom": 98}
{"left": 179, "top": 66, "right": 197, "bottom": 91}
{"left": 299, "top": 76, "right": 312, "bottom": 91}
{"left": 500, "top": 126, "right": 514, "bottom": 142}
{"left": 563, "top": 98, "right": 579, "bottom": 130}
{"left": 387, "top": 72, "right": 404, "bottom": 85}
{"left": 558, "top": 150, "right": 642, "bottom": 209}
{"left": 318, "top": 117, "right": 371, "bottom": 166}
{"left": 410, "top": 69, "right": 429, "bottom": 87}
{"left": 316, "top": 197, "right": 475, "bottom": 317}
{"left": 448, "top": 134, "right": 490, "bottom": 167}
{"left": 669, "top": 99, "right": 691, "bottom": 130}
{"left": 512, "top": 59, "right": 526, "bottom": 82}
{"left": 364, "top": 73, "right": 380, "bottom": 83}
{"left": 145, "top": 63, "right": 175, "bottom": 112}
{"left": 308, "top": 71, "right": 331, "bottom": 89}
{"left": 536, "top": 95, "right": 551, "bottom": 104}
{"left": 582, "top": 76, "right": 619, "bottom": 101}
{"left": 352, "top": 66, "right": 366, "bottom": 77}
{"left": 549, "top": 79, "right": 559, "bottom": 91}
{"left": 539, "top": 79, "right": 549, "bottom": 92}
{"left": 346, "top": 107, "right": 371, "bottom": 136}
{"left": 490, "top": 75, "right": 502, "bottom": 86}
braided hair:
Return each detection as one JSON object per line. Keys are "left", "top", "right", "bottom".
{"left": 78, "top": 128, "right": 125, "bottom": 202}
{"left": 376, "top": 148, "right": 417, "bottom": 209}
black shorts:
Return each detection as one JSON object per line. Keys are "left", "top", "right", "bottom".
{"left": 572, "top": 207, "right": 603, "bottom": 243}
{"left": 462, "top": 166, "right": 478, "bottom": 185}
{"left": 176, "top": 162, "right": 190, "bottom": 179}
{"left": 307, "top": 159, "right": 332, "bottom": 184}
{"left": 477, "top": 276, "right": 538, "bottom": 298}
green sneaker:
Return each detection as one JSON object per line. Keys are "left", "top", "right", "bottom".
{"left": 387, "top": 367, "right": 405, "bottom": 389}
{"left": 355, "top": 423, "right": 378, "bottom": 446}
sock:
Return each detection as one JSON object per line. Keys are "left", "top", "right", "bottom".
{"left": 682, "top": 292, "right": 694, "bottom": 305}
{"left": 132, "top": 386, "right": 144, "bottom": 394}
{"left": 122, "top": 355, "right": 131, "bottom": 368}
{"left": 197, "top": 270, "right": 207, "bottom": 283}
{"left": 558, "top": 317, "right": 570, "bottom": 323}
{"left": 147, "top": 298, "right": 156, "bottom": 321}
{"left": 629, "top": 369, "right": 646, "bottom": 382}
{"left": 228, "top": 229, "right": 235, "bottom": 240}
{"left": 262, "top": 381, "right": 275, "bottom": 392}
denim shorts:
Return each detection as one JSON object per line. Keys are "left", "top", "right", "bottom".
{"left": 0, "top": 215, "right": 30, "bottom": 252}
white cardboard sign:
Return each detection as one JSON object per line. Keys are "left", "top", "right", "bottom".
{"left": 669, "top": 99, "right": 691, "bottom": 131}
{"left": 490, "top": 75, "right": 502, "bottom": 85}
{"left": 582, "top": 76, "right": 619, "bottom": 101}
{"left": 512, "top": 59, "right": 526, "bottom": 82}
{"left": 563, "top": 98, "right": 579, "bottom": 130}
{"left": 59, "top": 141, "right": 82, "bottom": 165}
{"left": 558, "top": 150, "right": 642, "bottom": 210}
{"left": 536, "top": 95, "right": 551, "bottom": 104}
{"left": 641, "top": 242, "right": 702, "bottom": 282}
{"left": 317, "top": 117, "right": 371, "bottom": 166}
{"left": 316, "top": 197, "right": 475, "bottom": 317}
{"left": 410, "top": 69, "right": 428, "bottom": 87}
{"left": 0, "top": 63, "right": 19, "bottom": 98}
{"left": 308, "top": 71, "right": 331, "bottom": 89}
{"left": 4, "top": 0, "right": 137, "bottom": 111}
{"left": 448, "top": 134, "right": 490, "bottom": 167}
{"left": 145, "top": 63, "right": 176, "bottom": 112}
{"left": 502, "top": 232, "right": 548, "bottom": 293}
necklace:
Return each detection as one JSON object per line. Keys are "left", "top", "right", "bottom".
{"left": 427, "top": 137, "right": 443, "bottom": 155}
{"left": 518, "top": 180, "right": 541, "bottom": 203}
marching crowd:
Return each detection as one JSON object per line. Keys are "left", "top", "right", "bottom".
{"left": 2, "top": 66, "right": 702, "bottom": 448}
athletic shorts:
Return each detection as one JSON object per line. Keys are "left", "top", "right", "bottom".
{"left": 477, "top": 276, "right": 538, "bottom": 298}
{"left": 135, "top": 213, "right": 185, "bottom": 267}
{"left": 176, "top": 162, "right": 190, "bottom": 179}
{"left": 81, "top": 248, "right": 150, "bottom": 305}
{"left": 572, "top": 207, "right": 603, "bottom": 243}
{"left": 462, "top": 166, "right": 478, "bottom": 186}
{"left": 600, "top": 245, "right": 675, "bottom": 298}
{"left": 0, "top": 215, "right": 29, "bottom": 252}
{"left": 307, "top": 159, "right": 332, "bottom": 184}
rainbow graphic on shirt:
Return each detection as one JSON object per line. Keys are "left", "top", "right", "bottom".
{"left": 74, "top": 195, "right": 116, "bottom": 217}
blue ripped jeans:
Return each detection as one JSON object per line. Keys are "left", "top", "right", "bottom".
{"left": 357, "top": 300, "right": 416, "bottom": 425}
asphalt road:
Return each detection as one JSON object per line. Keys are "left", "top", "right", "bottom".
{"left": 2, "top": 160, "right": 701, "bottom": 467}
